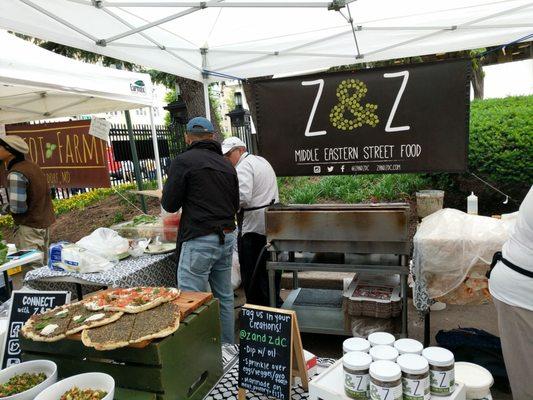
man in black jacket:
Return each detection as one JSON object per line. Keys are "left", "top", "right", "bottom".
{"left": 162, "top": 117, "right": 239, "bottom": 343}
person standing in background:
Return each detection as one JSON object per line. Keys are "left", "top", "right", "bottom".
{"left": 222, "top": 136, "right": 281, "bottom": 307}
{"left": 162, "top": 117, "right": 239, "bottom": 343}
{"left": 0, "top": 136, "right": 55, "bottom": 263}
{"left": 489, "top": 185, "right": 533, "bottom": 400}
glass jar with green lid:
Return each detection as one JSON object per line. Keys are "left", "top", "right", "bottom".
{"left": 422, "top": 347, "right": 455, "bottom": 396}
{"left": 397, "top": 354, "right": 430, "bottom": 400}
{"left": 369, "top": 360, "right": 402, "bottom": 400}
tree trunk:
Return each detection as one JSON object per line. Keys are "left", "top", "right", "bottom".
{"left": 472, "top": 66, "right": 484, "bottom": 100}
{"left": 176, "top": 76, "right": 222, "bottom": 142}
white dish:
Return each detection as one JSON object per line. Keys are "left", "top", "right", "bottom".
{"left": 144, "top": 242, "right": 176, "bottom": 255}
{"left": 0, "top": 360, "right": 57, "bottom": 400}
{"left": 34, "top": 372, "right": 114, "bottom": 400}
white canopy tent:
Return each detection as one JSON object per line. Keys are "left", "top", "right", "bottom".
{"left": 0, "top": 0, "right": 531, "bottom": 117}
{"left": 0, "top": 30, "right": 163, "bottom": 189}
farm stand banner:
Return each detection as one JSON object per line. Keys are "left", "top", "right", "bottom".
{"left": 6, "top": 120, "right": 110, "bottom": 188}
{"left": 254, "top": 59, "right": 470, "bottom": 176}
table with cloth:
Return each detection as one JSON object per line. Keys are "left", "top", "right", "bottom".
{"left": 23, "top": 253, "right": 177, "bottom": 299}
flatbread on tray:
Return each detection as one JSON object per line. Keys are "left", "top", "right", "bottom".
{"left": 22, "top": 302, "right": 82, "bottom": 342}
{"left": 81, "top": 313, "right": 136, "bottom": 351}
{"left": 81, "top": 302, "right": 180, "bottom": 350}
{"left": 22, "top": 301, "right": 124, "bottom": 342}
{"left": 84, "top": 287, "right": 180, "bottom": 314}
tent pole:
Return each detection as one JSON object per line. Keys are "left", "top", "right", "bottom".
{"left": 148, "top": 106, "right": 164, "bottom": 190}
{"left": 125, "top": 110, "right": 147, "bottom": 213}
{"left": 203, "top": 80, "right": 211, "bottom": 119}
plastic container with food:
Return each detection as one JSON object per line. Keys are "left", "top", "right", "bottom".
{"left": 111, "top": 215, "right": 178, "bottom": 244}
{"left": 369, "top": 360, "right": 402, "bottom": 400}
{"left": 422, "top": 347, "right": 455, "bottom": 396}
{"left": 0, "top": 360, "right": 57, "bottom": 400}
{"left": 397, "top": 354, "right": 430, "bottom": 400}
{"left": 342, "top": 351, "right": 372, "bottom": 399}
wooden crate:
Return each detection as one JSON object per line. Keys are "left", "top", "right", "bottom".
{"left": 21, "top": 293, "right": 223, "bottom": 400}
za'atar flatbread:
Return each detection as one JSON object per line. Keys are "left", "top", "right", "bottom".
{"left": 84, "top": 287, "right": 180, "bottom": 314}
{"left": 22, "top": 302, "right": 81, "bottom": 342}
{"left": 82, "top": 302, "right": 180, "bottom": 350}
{"left": 81, "top": 313, "right": 136, "bottom": 351}
{"left": 22, "top": 302, "right": 124, "bottom": 342}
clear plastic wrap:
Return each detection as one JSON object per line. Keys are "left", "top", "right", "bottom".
{"left": 413, "top": 208, "right": 516, "bottom": 301}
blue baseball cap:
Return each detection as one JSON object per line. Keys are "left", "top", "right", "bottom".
{"left": 186, "top": 117, "right": 214, "bottom": 134}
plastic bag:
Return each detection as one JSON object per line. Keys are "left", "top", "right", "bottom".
{"left": 77, "top": 227, "right": 129, "bottom": 260}
{"left": 231, "top": 248, "right": 241, "bottom": 290}
{"left": 413, "top": 208, "right": 516, "bottom": 300}
{"left": 55, "top": 243, "right": 114, "bottom": 273}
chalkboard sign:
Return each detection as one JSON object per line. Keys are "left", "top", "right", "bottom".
{"left": 238, "top": 305, "right": 307, "bottom": 400}
{"left": 1, "top": 290, "right": 70, "bottom": 368}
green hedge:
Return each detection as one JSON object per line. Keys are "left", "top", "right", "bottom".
{"left": 469, "top": 95, "right": 532, "bottom": 189}
{"left": 430, "top": 95, "right": 532, "bottom": 214}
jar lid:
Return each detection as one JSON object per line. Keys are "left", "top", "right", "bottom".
{"left": 368, "top": 332, "right": 395, "bottom": 347}
{"left": 369, "top": 345, "right": 399, "bottom": 362}
{"left": 369, "top": 360, "right": 402, "bottom": 382}
{"left": 343, "top": 351, "right": 373, "bottom": 370}
{"left": 394, "top": 338, "right": 423, "bottom": 354}
{"left": 397, "top": 354, "right": 429, "bottom": 375}
{"left": 422, "top": 347, "right": 455, "bottom": 367}
{"left": 343, "top": 338, "right": 370, "bottom": 353}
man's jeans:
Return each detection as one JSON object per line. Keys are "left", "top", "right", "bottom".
{"left": 178, "top": 232, "right": 236, "bottom": 344}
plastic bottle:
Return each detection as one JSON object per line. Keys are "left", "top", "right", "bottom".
{"left": 467, "top": 192, "right": 478, "bottom": 215}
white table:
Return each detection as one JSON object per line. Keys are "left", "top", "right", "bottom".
{"left": 0, "top": 250, "right": 43, "bottom": 297}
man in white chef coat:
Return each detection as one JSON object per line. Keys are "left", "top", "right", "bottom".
{"left": 222, "top": 137, "right": 281, "bottom": 307}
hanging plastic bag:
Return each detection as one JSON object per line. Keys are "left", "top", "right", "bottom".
{"left": 231, "top": 243, "right": 241, "bottom": 290}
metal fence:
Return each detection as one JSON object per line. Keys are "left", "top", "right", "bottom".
{"left": 231, "top": 124, "right": 258, "bottom": 155}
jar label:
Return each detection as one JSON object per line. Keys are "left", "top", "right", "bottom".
{"left": 429, "top": 369, "right": 455, "bottom": 395}
{"left": 344, "top": 372, "right": 370, "bottom": 400}
{"left": 402, "top": 376, "right": 430, "bottom": 400}
{"left": 369, "top": 382, "right": 402, "bottom": 400}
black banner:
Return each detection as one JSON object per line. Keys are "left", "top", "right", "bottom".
{"left": 1, "top": 290, "right": 69, "bottom": 368}
{"left": 112, "top": 139, "right": 171, "bottom": 161}
{"left": 238, "top": 306, "right": 292, "bottom": 400}
{"left": 254, "top": 59, "right": 470, "bottom": 176}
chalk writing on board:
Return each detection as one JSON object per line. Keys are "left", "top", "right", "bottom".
{"left": 238, "top": 307, "right": 292, "bottom": 400}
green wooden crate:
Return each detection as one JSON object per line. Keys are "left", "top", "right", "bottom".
{"left": 21, "top": 299, "right": 223, "bottom": 400}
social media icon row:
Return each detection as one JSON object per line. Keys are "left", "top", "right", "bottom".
{"left": 313, "top": 165, "right": 346, "bottom": 174}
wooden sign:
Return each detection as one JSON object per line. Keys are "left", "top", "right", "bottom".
{"left": 1, "top": 290, "right": 70, "bottom": 368}
{"left": 254, "top": 59, "right": 470, "bottom": 176}
{"left": 6, "top": 120, "right": 111, "bottom": 188}
{"left": 238, "top": 305, "right": 307, "bottom": 400}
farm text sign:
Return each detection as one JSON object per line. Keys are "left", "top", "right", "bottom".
{"left": 254, "top": 59, "right": 470, "bottom": 176}
{"left": 6, "top": 120, "right": 111, "bottom": 188}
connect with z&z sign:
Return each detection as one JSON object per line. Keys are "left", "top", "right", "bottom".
{"left": 254, "top": 59, "right": 471, "bottom": 176}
